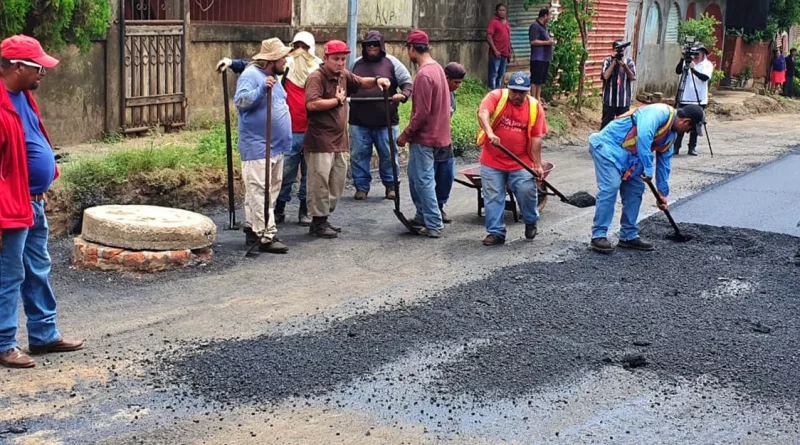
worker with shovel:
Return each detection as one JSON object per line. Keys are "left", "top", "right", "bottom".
{"left": 476, "top": 72, "right": 548, "bottom": 246}
{"left": 303, "top": 40, "right": 391, "bottom": 238}
{"left": 233, "top": 38, "right": 293, "bottom": 254}
{"left": 589, "top": 103, "right": 705, "bottom": 254}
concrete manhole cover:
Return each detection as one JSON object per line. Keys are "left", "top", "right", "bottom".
{"left": 81, "top": 205, "right": 217, "bottom": 251}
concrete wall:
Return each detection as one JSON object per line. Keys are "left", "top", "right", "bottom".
{"left": 35, "top": 43, "right": 107, "bottom": 146}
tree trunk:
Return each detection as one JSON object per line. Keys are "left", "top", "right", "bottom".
{"left": 573, "top": 0, "right": 590, "bottom": 112}
{"left": 577, "top": 51, "right": 587, "bottom": 110}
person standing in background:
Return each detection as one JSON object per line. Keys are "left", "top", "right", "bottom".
{"left": 600, "top": 40, "right": 636, "bottom": 130}
{"left": 770, "top": 48, "right": 786, "bottom": 95}
{"left": 435, "top": 62, "right": 466, "bottom": 224}
{"left": 528, "top": 8, "right": 555, "bottom": 105}
{"left": 784, "top": 48, "right": 797, "bottom": 97}
{"left": 487, "top": 4, "right": 512, "bottom": 90}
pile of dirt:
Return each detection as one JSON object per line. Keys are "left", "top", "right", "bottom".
{"left": 709, "top": 94, "right": 800, "bottom": 119}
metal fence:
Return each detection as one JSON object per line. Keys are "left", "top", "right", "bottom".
{"left": 191, "top": 0, "right": 292, "bottom": 24}
{"left": 124, "top": 0, "right": 168, "bottom": 20}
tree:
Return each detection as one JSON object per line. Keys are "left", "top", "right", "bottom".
{"left": 570, "top": 0, "right": 595, "bottom": 111}
{"left": 768, "top": 0, "right": 800, "bottom": 34}
{"left": 0, "top": 0, "right": 111, "bottom": 53}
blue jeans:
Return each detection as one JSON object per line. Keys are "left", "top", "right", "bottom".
{"left": 488, "top": 55, "right": 508, "bottom": 89}
{"left": 590, "top": 144, "right": 645, "bottom": 241}
{"left": 0, "top": 201, "right": 61, "bottom": 351}
{"left": 277, "top": 133, "right": 308, "bottom": 203}
{"left": 408, "top": 143, "right": 443, "bottom": 231}
{"left": 434, "top": 158, "right": 455, "bottom": 207}
{"left": 481, "top": 164, "right": 539, "bottom": 239}
{"left": 349, "top": 125, "right": 400, "bottom": 193}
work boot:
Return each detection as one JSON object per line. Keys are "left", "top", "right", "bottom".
{"left": 419, "top": 227, "right": 442, "bottom": 238}
{"left": 0, "top": 348, "right": 35, "bottom": 368}
{"left": 325, "top": 219, "right": 343, "bottom": 233}
{"left": 258, "top": 237, "right": 289, "bottom": 254}
{"left": 687, "top": 147, "right": 698, "bottom": 156}
{"left": 591, "top": 237, "right": 615, "bottom": 254}
{"left": 525, "top": 223, "right": 538, "bottom": 240}
{"left": 617, "top": 237, "right": 655, "bottom": 251}
{"left": 409, "top": 218, "right": 425, "bottom": 229}
{"left": 483, "top": 234, "right": 505, "bottom": 246}
{"left": 298, "top": 199, "right": 312, "bottom": 227}
{"left": 243, "top": 226, "right": 258, "bottom": 247}
{"left": 28, "top": 338, "right": 85, "bottom": 355}
{"left": 440, "top": 206, "right": 452, "bottom": 224}
{"left": 274, "top": 200, "right": 287, "bottom": 224}
{"left": 354, "top": 190, "right": 368, "bottom": 200}
{"left": 310, "top": 217, "right": 338, "bottom": 238}
{"left": 385, "top": 186, "right": 396, "bottom": 200}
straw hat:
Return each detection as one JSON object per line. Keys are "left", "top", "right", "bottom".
{"left": 252, "top": 38, "right": 292, "bottom": 62}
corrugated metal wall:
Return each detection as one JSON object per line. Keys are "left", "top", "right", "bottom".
{"left": 585, "top": 0, "right": 629, "bottom": 87}
{"left": 508, "top": 0, "right": 550, "bottom": 61}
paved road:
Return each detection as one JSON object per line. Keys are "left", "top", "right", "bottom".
{"left": 1, "top": 114, "right": 799, "bottom": 445}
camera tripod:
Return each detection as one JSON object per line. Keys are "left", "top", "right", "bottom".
{"left": 675, "top": 58, "right": 714, "bottom": 157}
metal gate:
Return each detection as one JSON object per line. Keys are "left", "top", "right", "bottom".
{"left": 120, "top": 0, "right": 187, "bottom": 133}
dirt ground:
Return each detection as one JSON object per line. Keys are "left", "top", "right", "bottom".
{"left": 1, "top": 113, "right": 799, "bottom": 444}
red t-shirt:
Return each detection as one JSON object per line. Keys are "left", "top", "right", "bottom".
{"left": 284, "top": 78, "right": 308, "bottom": 133}
{"left": 478, "top": 90, "right": 548, "bottom": 172}
{"left": 487, "top": 17, "right": 512, "bottom": 57}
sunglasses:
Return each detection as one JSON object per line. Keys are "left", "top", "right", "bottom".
{"left": 366, "top": 42, "right": 381, "bottom": 48}
{"left": 9, "top": 59, "right": 46, "bottom": 75}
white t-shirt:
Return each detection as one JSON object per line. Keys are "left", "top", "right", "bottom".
{"left": 680, "top": 58, "right": 714, "bottom": 105}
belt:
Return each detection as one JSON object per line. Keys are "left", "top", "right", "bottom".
{"left": 31, "top": 193, "right": 45, "bottom": 202}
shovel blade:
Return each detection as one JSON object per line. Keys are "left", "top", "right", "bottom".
{"left": 394, "top": 209, "right": 421, "bottom": 235}
{"left": 666, "top": 233, "right": 693, "bottom": 243}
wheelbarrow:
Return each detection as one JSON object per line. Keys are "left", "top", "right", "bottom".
{"left": 454, "top": 161, "right": 555, "bottom": 222}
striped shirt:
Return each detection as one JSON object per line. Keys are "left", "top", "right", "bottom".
{"left": 601, "top": 57, "right": 636, "bottom": 108}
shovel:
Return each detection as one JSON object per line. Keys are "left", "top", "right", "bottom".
{"left": 221, "top": 70, "right": 239, "bottom": 230}
{"left": 245, "top": 85, "right": 273, "bottom": 257}
{"left": 644, "top": 178, "right": 692, "bottom": 242}
{"left": 384, "top": 91, "right": 420, "bottom": 235}
{"left": 495, "top": 143, "right": 596, "bottom": 208}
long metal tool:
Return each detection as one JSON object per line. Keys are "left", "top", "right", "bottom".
{"left": 221, "top": 70, "right": 239, "bottom": 230}
{"left": 644, "top": 178, "right": 692, "bottom": 242}
{"left": 495, "top": 143, "right": 596, "bottom": 208}
{"left": 384, "top": 91, "right": 420, "bottom": 235}
{"left": 245, "top": 85, "right": 274, "bottom": 257}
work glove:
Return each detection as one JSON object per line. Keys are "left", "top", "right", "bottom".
{"left": 216, "top": 58, "right": 232, "bottom": 73}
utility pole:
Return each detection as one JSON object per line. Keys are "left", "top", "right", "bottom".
{"left": 347, "top": 0, "right": 358, "bottom": 68}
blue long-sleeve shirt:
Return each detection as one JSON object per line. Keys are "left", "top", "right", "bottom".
{"left": 233, "top": 65, "right": 291, "bottom": 161}
{"left": 589, "top": 103, "right": 676, "bottom": 196}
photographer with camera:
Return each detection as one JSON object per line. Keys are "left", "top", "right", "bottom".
{"left": 673, "top": 43, "right": 712, "bottom": 156}
{"left": 600, "top": 40, "right": 636, "bottom": 130}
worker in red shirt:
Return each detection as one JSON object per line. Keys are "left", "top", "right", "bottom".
{"left": 476, "top": 72, "right": 547, "bottom": 246}
{"left": 0, "top": 35, "right": 85, "bottom": 369}
{"left": 487, "top": 3, "right": 513, "bottom": 89}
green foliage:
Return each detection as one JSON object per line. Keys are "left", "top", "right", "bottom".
{"left": 0, "top": 0, "right": 110, "bottom": 52}
{"left": 711, "top": 70, "right": 726, "bottom": 86}
{"left": 768, "top": 0, "right": 800, "bottom": 34}
{"left": 679, "top": 14, "right": 722, "bottom": 56}
{"left": 542, "top": 8, "right": 585, "bottom": 102}
{"left": 726, "top": 27, "right": 769, "bottom": 44}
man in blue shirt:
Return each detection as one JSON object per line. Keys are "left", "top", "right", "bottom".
{"left": 589, "top": 104, "right": 705, "bottom": 254}
{"left": 234, "top": 38, "right": 293, "bottom": 254}
{"left": 0, "top": 35, "right": 84, "bottom": 368}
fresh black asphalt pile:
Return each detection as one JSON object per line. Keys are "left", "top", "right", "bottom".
{"left": 154, "top": 218, "right": 800, "bottom": 410}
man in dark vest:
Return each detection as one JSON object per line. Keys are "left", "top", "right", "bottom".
{"left": 349, "top": 30, "right": 413, "bottom": 201}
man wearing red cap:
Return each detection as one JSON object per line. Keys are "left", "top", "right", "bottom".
{"left": 0, "top": 35, "right": 84, "bottom": 368}
{"left": 397, "top": 30, "right": 452, "bottom": 238}
{"left": 303, "top": 40, "right": 390, "bottom": 238}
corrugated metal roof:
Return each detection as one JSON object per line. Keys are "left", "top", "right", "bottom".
{"left": 508, "top": 0, "right": 550, "bottom": 61}
{"left": 585, "top": 0, "right": 629, "bottom": 87}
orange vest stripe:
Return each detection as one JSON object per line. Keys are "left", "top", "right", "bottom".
{"left": 476, "top": 89, "right": 539, "bottom": 145}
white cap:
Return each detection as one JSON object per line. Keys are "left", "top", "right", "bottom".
{"left": 292, "top": 31, "right": 316, "bottom": 56}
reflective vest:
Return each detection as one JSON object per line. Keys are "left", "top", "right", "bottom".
{"left": 476, "top": 89, "right": 539, "bottom": 145}
{"left": 614, "top": 105, "right": 677, "bottom": 180}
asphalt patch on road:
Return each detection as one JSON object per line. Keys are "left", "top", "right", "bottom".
{"left": 153, "top": 218, "right": 800, "bottom": 409}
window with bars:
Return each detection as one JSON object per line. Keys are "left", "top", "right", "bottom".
{"left": 191, "top": 0, "right": 293, "bottom": 24}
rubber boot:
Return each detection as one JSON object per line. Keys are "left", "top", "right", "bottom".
{"left": 298, "top": 199, "right": 312, "bottom": 227}
{"left": 274, "top": 200, "right": 286, "bottom": 224}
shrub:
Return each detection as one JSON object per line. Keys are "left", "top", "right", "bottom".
{"left": 0, "top": 0, "right": 111, "bottom": 52}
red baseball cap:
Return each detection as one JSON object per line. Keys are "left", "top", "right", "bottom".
{"left": 0, "top": 35, "right": 59, "bottom": 68}
{"left": 324, "top": 40, "right": 351, "bottom": 55}
{"left": 407, "top": 30, "right": 429, "bottom": 46}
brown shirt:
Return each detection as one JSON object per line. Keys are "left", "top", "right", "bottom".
{"left": 303, "top": 67, "right": 363, "bottom": 153}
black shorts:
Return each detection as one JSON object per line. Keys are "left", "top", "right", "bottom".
{"left": 530, "top": 60, "right": 551, "bottom": 85}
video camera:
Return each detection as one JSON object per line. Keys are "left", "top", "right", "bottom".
{"left": 613, "top": 41, "right": 631, "bottom": 60}
{"left": 682, "top": 36, "right": 700, "bottom": 63}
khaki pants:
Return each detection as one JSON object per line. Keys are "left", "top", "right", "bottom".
{"left": 242, "top": 155, "right": 284, "bottom": 242}
{"left": 304, "top": 152, "right": 347, "bottom": 217}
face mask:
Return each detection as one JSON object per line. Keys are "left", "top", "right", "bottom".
{"left": 286, "top": 49, "right": 320, "bottom": 87}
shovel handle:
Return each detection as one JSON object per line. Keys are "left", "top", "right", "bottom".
{"left": 494, "top": 143, "right": 571, "bottom": 204}
{"left": 644, "top": 178, "right": 683, "bottom": 234}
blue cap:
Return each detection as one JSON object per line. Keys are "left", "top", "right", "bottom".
{"left": 507, "top": 72, "right": 531, "bottom": 91}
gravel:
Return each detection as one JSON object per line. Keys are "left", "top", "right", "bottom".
{"left": 153, "top": 218, "right": 800, "bottom": 410}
